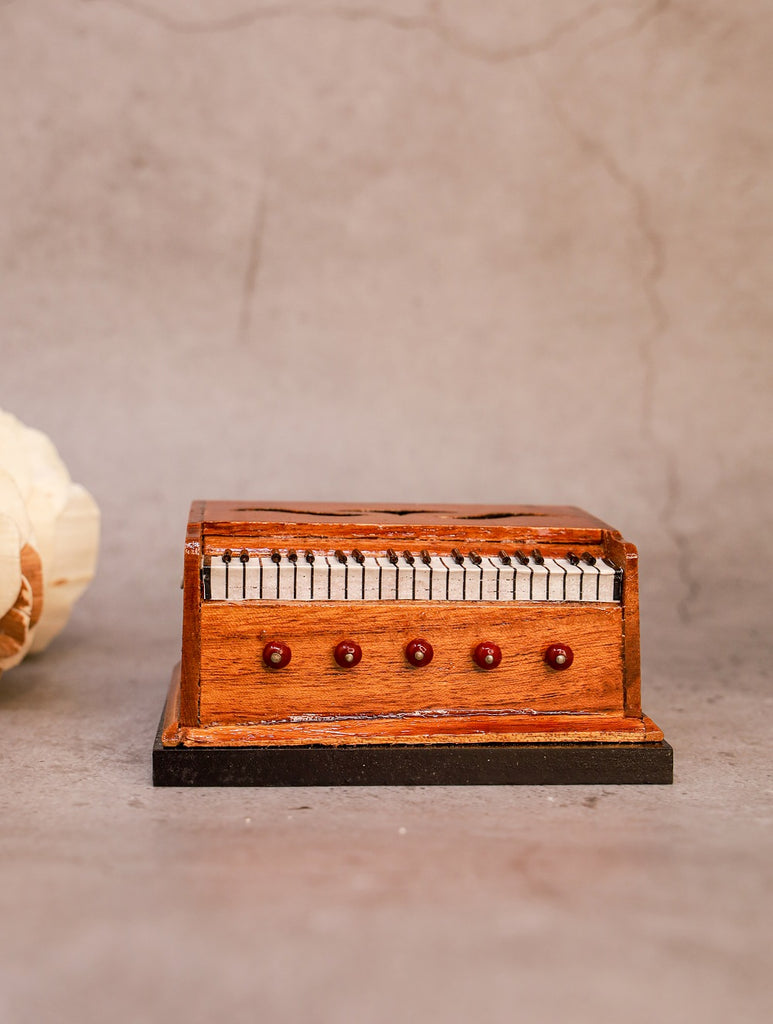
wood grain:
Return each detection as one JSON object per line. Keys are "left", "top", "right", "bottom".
{"left": 174, "top": 501, "right": 662, "bottom": 748}
{"left": 199, "top": 601, "right": 624, "bottom": 725}
{"left": 163, "top": 666, "right": 664, "bottom": 748}
{"left": 179, "top": 513, "right": 203, "bottom": 728}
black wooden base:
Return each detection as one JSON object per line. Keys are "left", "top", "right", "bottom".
{"left": 153, "top": 715, "right": 673, "bottom": 787}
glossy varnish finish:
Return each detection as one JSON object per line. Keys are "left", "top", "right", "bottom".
{"left": 168, "top": 501, "right": 659, "bottom": 749}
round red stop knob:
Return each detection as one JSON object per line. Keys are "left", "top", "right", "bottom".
{"left": 544, "top": 643, "right": 573, "bottom": 671}
{"left": 334, "top": 640, "right": 362, "bottom": 668}
{"left": 473, "top": 641, "right": 502, "bottom": 669}
{"left": 263, "top": 640, "right": 292, "bottom": 669}
{"left": 405, "top": 638, "right": 433, "bottom": 667}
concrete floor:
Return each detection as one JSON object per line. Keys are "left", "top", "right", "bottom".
{"left": 1, "top": 589, "right": 770, "bottom": 1024}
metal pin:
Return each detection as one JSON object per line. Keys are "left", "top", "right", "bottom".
{"left": 498, "top": 549, "right": 512, "bottom": 564}
{"left": 420, "top": 549, "right": 432, "bottom": 565}
{"left": 566, "top": 552, "right": 580, "bottom": 565}
{"left": 514, "top": 549, "right": 529, "bottom": 565}
{"left": 468, "top": 551, "right": 482, "bottom": 565}
{"left": 305, "top": 550, "right": 315, "bottom": 564}
{"left": 386, "top": 548, "right": 399, "bottom": 565}
{"left": 581, "top": 552, "right": 597, "bottom": 566}
{"left": 402, "top": 550, "right": 415, "bottom": 565}
{"left": 239, "top": 549, "right": 250, "bottom": 563}
{"left": 222, "top": 549, "right": 232, "bottom": 564}
{"left": 335, "top": 549, "right": 348, "bottom": 564}
{"left": 352, "top": 549, "right": 365, "bottom": 564}
{"left": 270, "top": 549, "right": 281, "bottom": 564}
{"left": 531, "top": 549, "right": 545, "bottom": 565}
{"left": 451, "top": 548, "right": 464, "bottom": 565}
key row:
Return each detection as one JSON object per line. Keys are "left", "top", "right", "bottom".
{"left": 202, "top": 549, "right": 622, "bottom": 602}
{"left": 261, "top": 639, "right": 575, "bottom": 671}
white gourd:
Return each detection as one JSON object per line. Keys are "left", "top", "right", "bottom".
{"left": 0, "top": 410, "right": 99, "bottom": 675}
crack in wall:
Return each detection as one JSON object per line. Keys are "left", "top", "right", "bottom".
{"left": 582, "top": 0, "right": 669, "bottom": 56}
{"left": 534, "top": 76, "right": 697, "bottom": 623}
{"left": 100, "top": 0, "right": 611, "bottom": 62}
{"left": 237, "top": 184, "right": 268, "bottom": 346}
{"left": 87, "top": 0, "right": 695, "bottom": 618}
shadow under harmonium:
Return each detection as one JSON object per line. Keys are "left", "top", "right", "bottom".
{"left": 153, "top": 502, "right": 672, "bottom": 785}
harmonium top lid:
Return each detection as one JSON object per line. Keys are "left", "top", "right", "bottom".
{"left": 190, "top": 501, "right": 618, "bottom": 549}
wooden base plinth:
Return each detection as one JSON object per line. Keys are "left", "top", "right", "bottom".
{"left": 154, "top": 669, "right": 673, "bottom": 786}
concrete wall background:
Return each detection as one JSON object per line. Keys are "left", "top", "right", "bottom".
{"left": 0, "top": 3, "right": 771, "bottom": 1022}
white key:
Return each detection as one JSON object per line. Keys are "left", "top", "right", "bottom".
{"left": 310, "top": 556, "right": 330, "bottom": 600}
{"left": 277, "top": 556, "right": 296, "bottom": 600}
{"left": 544, "top": 558, "right": 567, "bottom": 601}
{"left": 362, "top": 557, "right": 382, "bottom": 599}
{"left": 209, "top": 560, "right": 227, "bottom": 600}
{"left": 530, "top": 561, "right": 549, "bottom": 600}
{"left": 514, "top": 561, "right": 533, "bottom": 600}
{"left": 580, "top": 560, "right": 600, "bottom": 601}
{"left": 495, "top": 560, "right": 515, "bottom": 601}
{"left": 444, "top": 558, "right": 465, "bottom": 600}
{"left": 348, "top": 559, "right": 364, "bottom": 599}
{"left": 480, "top": 558, "right": 500, "bottom": 601}
{"left": 597, "top": 559, "right": 618, "bottom": 602}
{"left": 259, "top": 556, "right": 280, "bottom": 600}
{"left": 462, "top": 557, "right": 483, "bottom": 600}
{"left": 555, "top": 558, "right": 582, "bottom": 601}
{"left": 428, "top": 557, "right": 449, "bottom": 600}
{"left": 414, "top": 559, "right": 431, "bottom": 600}
{"left": 397, "top": 556, "right": 415, "bottom": 600}
{"left": 376, "top": 557, "right": 398, "bottom": 599}
{"left": 294, "top": 558, "right": 313, "bottom": 600}
{"left": 243, "top": 558, "right": 260, "bottom": 599}
{"left": 328, "top": 558, "right": 348, "bottom": 600}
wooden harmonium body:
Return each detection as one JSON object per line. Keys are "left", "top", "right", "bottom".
{"left": 161, "top": 501, "right": 665, "bottom": 750}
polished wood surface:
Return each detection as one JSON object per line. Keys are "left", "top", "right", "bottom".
{"left": 198, "top": 602, "right": 624, "bottom": 724}
{"left": 171, "top": 501, "right": 663, "bottom": 749}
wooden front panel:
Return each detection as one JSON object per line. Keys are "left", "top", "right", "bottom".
{"left": 198, "top": 602, "right": 624, "bottom": 726}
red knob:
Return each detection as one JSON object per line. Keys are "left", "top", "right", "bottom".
{"left": 473, "top": 641, "right": 502, "bottom": 670}
{"left": 263, "top": 640, "right": 292, "bottom": 669}
{"left": 544, "top": 643, "right": 573, "bottom": 671}
{"left": 334, "top": 640, "right": 362, "bottom": 668}
{"left": 405, "top": 638, "right": 433, "bottom": 667}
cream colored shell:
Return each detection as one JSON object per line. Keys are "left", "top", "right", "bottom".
{"left": 0, "top": 411, "right": 99, "bottom": 674}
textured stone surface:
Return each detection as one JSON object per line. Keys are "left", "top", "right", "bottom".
{"left": 0, "top": 1, "right": 771, "bottom": 1021}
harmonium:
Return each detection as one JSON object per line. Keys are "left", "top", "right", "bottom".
{"left": 153, "top": 502, "right": 672, "bottom": 785}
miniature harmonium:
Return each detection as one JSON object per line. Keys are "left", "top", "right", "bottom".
{"left": 155, "top": 502, "right": 672, "bottom": 786}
